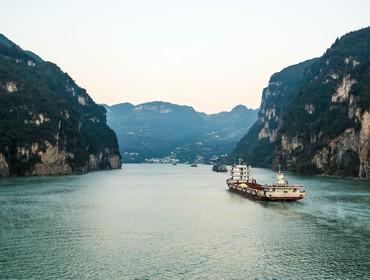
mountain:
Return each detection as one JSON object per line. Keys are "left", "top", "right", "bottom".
{"left": 231, "top": 58, "right": 318, "bottom": 166}
{"left": 105, "top": 101, "right": 258, "bottom": 163}
{"left": 231, "top": 27, "right": 370, "bottom": 179}
{"left": 0, "top": 34, "right": 121, "bottom": 176}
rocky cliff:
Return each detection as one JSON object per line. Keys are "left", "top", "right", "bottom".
{"left": 231, "top": 27, "right": 370, "bottom": 179}
{"left": 0, "top": 34, "right": 121, "bottom": 176}
{"left": 231, "top": 58, "right": 318, "bottom": 166}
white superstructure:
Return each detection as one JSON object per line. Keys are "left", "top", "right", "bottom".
{"left": 227, "top": 165, "right": 307, "bottom": 201}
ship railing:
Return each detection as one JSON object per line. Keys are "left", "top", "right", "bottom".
{"left": 270, "top": 184, "right": 304, "bottom": 188}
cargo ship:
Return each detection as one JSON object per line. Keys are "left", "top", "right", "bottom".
{"left": 226, "top": 164, "right": 306, "bottom": 201}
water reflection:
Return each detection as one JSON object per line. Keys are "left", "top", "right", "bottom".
{"left": 0, "top": 164, "right": 369, "bottom": 279}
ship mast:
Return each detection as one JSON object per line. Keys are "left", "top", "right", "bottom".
{"left": 276, "top": 164, "right": 285, "bottom": 185}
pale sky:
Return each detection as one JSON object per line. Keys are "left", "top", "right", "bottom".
{"left": 1, "top": 0, "right": 370, "bottom": 113}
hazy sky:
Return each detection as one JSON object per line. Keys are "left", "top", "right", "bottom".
{"left": 1, "top": 0, "right": 370, "bottom": 113}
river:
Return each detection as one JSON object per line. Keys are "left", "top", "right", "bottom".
{"left": 0, "top": 164, "right": 369, "bottom": 279}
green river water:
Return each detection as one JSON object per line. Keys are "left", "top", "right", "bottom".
{"left": 0, "top": 164, "right": 369, "bottom": 279}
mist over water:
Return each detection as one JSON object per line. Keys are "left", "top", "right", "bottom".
{"left": 1, "top": 164, "right": 370, "bottom": 279}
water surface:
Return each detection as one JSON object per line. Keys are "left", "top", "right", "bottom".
{"left": 1, "top": 164, "right": 370, "bottom": 279}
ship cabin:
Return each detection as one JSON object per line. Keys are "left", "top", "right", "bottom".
{"left": 263, "top": 171, "right": 306, "bottom": 196}
{"left": 228, "top": 165, "right": 257, "bottom": 184}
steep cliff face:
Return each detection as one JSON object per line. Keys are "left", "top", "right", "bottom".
{"left": 230, "top": 58, "right": 317, "bottom": 166}
{"left": 232, "top": 27, "right": 370, "bottom": 179}
{"left": 0, "top": 34, "right": 121, "bottom": 176}
{"left": 278, "top": 27, "right": 370, "bottom": 178}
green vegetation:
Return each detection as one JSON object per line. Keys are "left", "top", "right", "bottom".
{"left": 229, "top": 58, "right": 317, "bottom": 166}
{"left": 0, "top": 34, "right": 120, "bottom": 175}
{"left": 106, "top": 102, "right": 257, "bottom": 163}
{"left": 230, "top": 26, "right": 370, "bottom": 177}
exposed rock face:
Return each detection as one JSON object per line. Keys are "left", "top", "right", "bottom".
{"left": 231, "top": 58, "right": 318, "bottom": 166}
{"left": 78, "top": 95, "right": 87, "bottom": 106}
{"left": 311, "top": 128, "right": 358, "bottom": 174}
{"left": 231, "top": 27, "right": 370, "bottom": 179}
{"left": 331, "top": 75, "right": 356, "bottom": 103}
{"left": 87, "top": 153, "right": 121, "bottom": 170}
{"left": 30, "top": 142, "right": 72, "bottom": 176}
{"left": 88, "top": 154, "right": 100, "bottom": 170}
{"left": 359, "top": 111, "right": 370, "bottom": 178}
{"left": 312, "top": 148, "right": 329, "bottom": 170}
{"left": 275, "top": 28, "right": 370, "bottom": 177}
{"left": 0, "top": 153, "right": 9, "bottom": 176}
{"left": 4, "top": 81, "right": 17, "bottom": 93}
{"left": 258, "top": 107, "right": 277, "bottom": 142}
{"left": 27, "top": 60, "right": 36, "bottom": 67}
{"left": 281, "top": 135, "right": 303, "bottom": 152}
{"left": 108, "top": 154, "right": 122, "bottom": 169}
{"left": 344, "top": 56, "right": 360, "bottom": 67}
{"left": 304, "top": 104, "right": 315, "bottom": 114}
{"left": 0, "top": 33, "right": 122, "bottom": 177}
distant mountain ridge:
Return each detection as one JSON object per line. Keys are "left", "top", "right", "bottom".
{"left": 0, "top": 33, "right": 121, "bottom": 176}
{"left": 105, "top": 101, "right": 258, "bottom": 163}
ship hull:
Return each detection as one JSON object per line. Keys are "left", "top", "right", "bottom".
{"left": 226, "top": 164, "right": 306, "bottom": 202}
{"left": 228, "top": 187, "right": 304, "bottom": 202}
